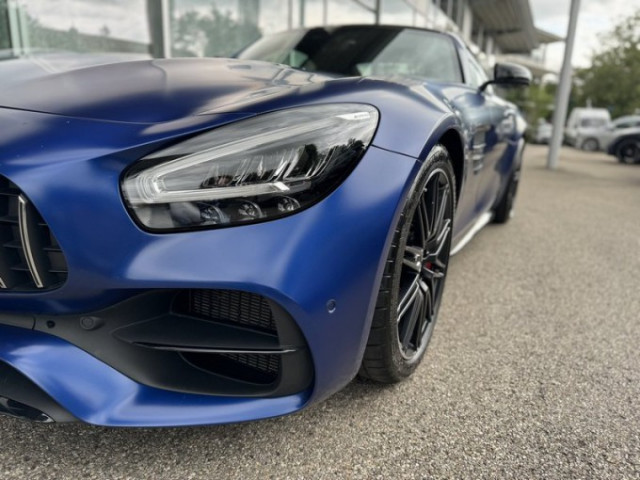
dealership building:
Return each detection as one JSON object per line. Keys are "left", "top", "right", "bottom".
{"left": 1, "top": 0, "right": 560, "bottom": 75}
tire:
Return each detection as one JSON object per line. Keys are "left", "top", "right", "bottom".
{"left": 581, "top": 138, "right": 599, "bottom": 151}
{"left": 616, "top": 139, "right": 640, "bottom": 164}
{"left": 359, "top": 145, "right": 456, "bottom": 383}
{"left": 493, "top": 155, "right": 522, "bottom": 224}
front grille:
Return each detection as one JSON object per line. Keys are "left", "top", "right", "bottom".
{"left": 0, "top": 176, "right": 68, "bottom": 291}
{"left": 173, "top": 289, "right": 285, "bottom": 385}
{"left": 175, "top": 289, "right": 277, "bottom": 334}
{"left": 220, "top": 352, "right": 281, "bottom": 375}
{"left": 183, "top": 351, "right": 281, "bottom": 384}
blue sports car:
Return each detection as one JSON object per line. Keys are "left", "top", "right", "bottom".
{"left": 0, "top": 25, "right": 530, "bottom": 426}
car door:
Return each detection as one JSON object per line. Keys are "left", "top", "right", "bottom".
{"left": 442, "top": 48, "right": 506, "bottom": 238}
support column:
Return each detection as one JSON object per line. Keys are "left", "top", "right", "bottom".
{"left": 485, "top": 35, "right": 494, "bottom": 55}
{"left": 476, "top": 24, "right": 484, "bottom": 51}
{"left": 7, "top": 0, "right": 25, "bottom": 55}
{"left": 547, "top": 0, "right": 581, "bottom": 169}
{"left": 461, "top": 1, "right": 472, "bottom": 42}
{"left": 146, "top": 0, "right": 171, "bottom": 58}
{"left": 456, "top": 0, "right": 464, "bottom": 29}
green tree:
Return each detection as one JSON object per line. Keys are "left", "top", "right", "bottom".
{"left": 575, "top": 11, "right": 640, "bottom": 118}
{"left": 172, "top": 10, "right": 207, "bottom": 56}
{"left": 173, "top": 7, "right": 261, "bottom": 58}
{"left": 202, "top": 8, "right": 261, "bottom": 57}
{"left": 504, "top": 81, "right": 557, "bottom": 125}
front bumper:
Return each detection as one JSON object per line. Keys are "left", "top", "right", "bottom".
{"left": 0, "top": 110, "right": 419, "bottom": 425}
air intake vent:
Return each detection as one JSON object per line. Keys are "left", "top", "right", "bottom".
{"left": 0, "top": 176, "right": 68, "bottom": 291}
{"left": 174, "top": 289, "right": 277, "bottom": 334}
{"left": 184, "top": 352, "right": 281, "bottom": 384}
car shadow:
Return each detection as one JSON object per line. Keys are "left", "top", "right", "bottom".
{"left": 0, "top": 378, "right": 403, "bottom": 465}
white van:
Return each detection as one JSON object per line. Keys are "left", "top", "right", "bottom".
{"left": 565, "top": 108, "right": 612, "bottom": 151}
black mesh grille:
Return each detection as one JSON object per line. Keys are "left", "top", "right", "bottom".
{"left": 183, "top": 351, "right": 281, "bottom": 384}
{"left": 220, "top": 352, "right": 281, "bottom": 375}
{"left": 175, "top": 289, "right": 277, "bottom": 334}
{"left": 0, "top": 176, "right": 68, "bottom": 291}
{"left": 174, "top": 289, "right": 282, "bottom": 384}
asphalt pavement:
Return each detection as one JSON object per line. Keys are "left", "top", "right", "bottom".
{"left": 1, "top": 145, "right": 639, "bottom": 479}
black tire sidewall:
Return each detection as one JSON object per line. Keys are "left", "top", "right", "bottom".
{"left": 493, "top": 165, "right": 520, "bottom": 224}
{"left": 581, "top": 138, "right": 598, "bottom": 151}
{"left": 361, "top": 145, "right": 456, "bottom": 382}
{"left": 617, "top": 140, "right": 640, "bottom": 164}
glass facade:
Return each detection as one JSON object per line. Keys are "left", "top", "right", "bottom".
{"left": 6, "top": 0, "right": 150, "bottom": 54}
{"left": 0, "top": 0, "right": 10, "bottom": 51}
{"left": 0, "top": 0, "right": 555, "bottom": 78}
{"left": 2, "top": 0, "right": 462, "bottom": 58}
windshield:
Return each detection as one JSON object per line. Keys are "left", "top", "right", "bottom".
{"left": 580, "top": 118, "right": 609, "bottom": 128}
{"left": 238, "top": 26, "right": 462, "bottom": 83}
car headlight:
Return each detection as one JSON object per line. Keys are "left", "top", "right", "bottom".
{"left": 122, "top": 104, "right": 379, "bottom": 231}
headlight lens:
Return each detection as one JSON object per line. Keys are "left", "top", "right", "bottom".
{"left": 122, "top": 104, "right": 379, "bottom": 231}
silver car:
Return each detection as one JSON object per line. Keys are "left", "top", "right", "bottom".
{"left": 593, "top": 115, "right": 640, "bottom": 152}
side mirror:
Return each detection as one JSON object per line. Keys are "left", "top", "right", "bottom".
{"left": 480, "top": 62, "right": 532, "bottom": 91}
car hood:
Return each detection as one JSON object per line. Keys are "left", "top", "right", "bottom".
{"left": 0, "top": 58, "right": 333, "bottom": 124}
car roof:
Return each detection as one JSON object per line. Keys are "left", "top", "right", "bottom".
{"left": 613, "top": 115, "right": 640, "bottom": 124}
{"left": 569, "top": 108, "right": 611, "bottom": 120}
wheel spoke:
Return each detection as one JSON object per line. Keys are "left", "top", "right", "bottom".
{"left": 418, "top": 195, "right": 430, "bottom": 247}
{"left": 402, "top": 245, "right": 423, "bottom": 273}
{"left": 396, "top": 165, "right": 454, "bottom": 360}
{"left": 431, "top": 182, "right": 449, "bottom": 242}
{"left": 423, "top": 182, "right": 437, "bottom": 240}
{"left": 400, "top": 288, "right": 424, "bottom": 350}
{"left": 418, "top": 279, "right": 433, "bottom": 321}
{"left": 432, "top": 218, "right": 451, "bottom": 258}
{"left": 397, "top": 274, "right": 420, "bottom": 321}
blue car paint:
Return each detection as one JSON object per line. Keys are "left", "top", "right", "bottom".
{"left": 0, "top": 325, "right": 308, "bottom": 426}
{"left": 0, "top": 46, "right": 525, "bottom": 425}
{"left": 0, "top": 99, "right": 419, "bottom": 421}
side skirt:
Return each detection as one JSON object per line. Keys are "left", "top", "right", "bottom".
{"left": 450, "top": 211, "right": 493, "bottom": 256}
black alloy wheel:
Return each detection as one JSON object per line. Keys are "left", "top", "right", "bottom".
{"left": 359, "top": 145, "right": 455, "bottom": 383}
{"left": 617, "top": 139, "right": 640, "bottom": 164}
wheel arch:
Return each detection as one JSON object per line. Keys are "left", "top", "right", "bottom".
{"left": 437, "top": 128, "right": 464, "bottom": 202}
{"left": 608, "top": 134, "right": 640, "bottom": 155}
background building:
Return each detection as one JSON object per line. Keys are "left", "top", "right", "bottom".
{"left": 0, "top": 0, "right": 560, "bottom": 75}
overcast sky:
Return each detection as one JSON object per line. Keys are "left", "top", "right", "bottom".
{"left": 530, "top": 0, "right": 640, "bottom": 69}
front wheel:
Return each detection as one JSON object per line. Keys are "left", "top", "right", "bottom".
{"left": 359, "top": 145, "right": 456, "bottom": 383}
{"left": 616, "top": 139, "right": 640, "bottom": 164}
{"left": 581, "top": 138, "right": 599, "bottom": 152}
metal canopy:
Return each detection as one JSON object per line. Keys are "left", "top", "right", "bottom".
{"left": 468, "top": 0, "right": 538, "bottom": 53}
{"left": 536, "top": 28, "right": 564, "bottom": 44}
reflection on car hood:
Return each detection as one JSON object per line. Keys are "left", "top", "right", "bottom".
{"left": 0, "top": 50, "right": 151, "bottom": 83}
{"left": 0, "top": 57, "right": 332, "bottom": 124}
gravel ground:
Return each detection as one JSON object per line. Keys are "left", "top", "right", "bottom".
{"left": 1, "top": 145, "right": 639, "bottom": 479}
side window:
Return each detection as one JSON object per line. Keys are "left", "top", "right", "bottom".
{"left": 287, "top": 50, "right": 310, "bottom": 68}
{"left": 462, "top": 51, "right": 489, "bottom": 89}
